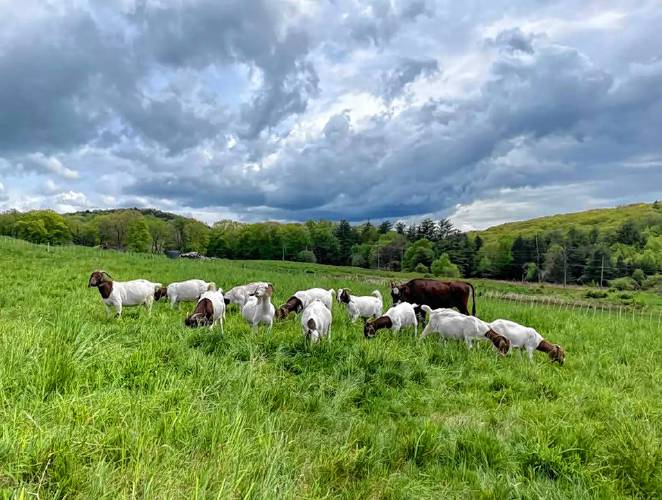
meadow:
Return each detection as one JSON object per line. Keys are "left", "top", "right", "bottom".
{"left": 0, "top": 237, "right": 660, "bottom": 498}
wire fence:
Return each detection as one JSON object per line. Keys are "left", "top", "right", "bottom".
{"left": 481, "top": 289, "right": 662, "bottom": 328}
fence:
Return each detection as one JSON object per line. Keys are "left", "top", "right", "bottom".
{"left": 482, "top": 289, "right": 662, "bottom": 328}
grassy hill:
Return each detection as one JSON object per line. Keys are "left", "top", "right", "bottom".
{"left": 0, "top": 237, "right": 660, "bottom": 497}
{"left": 474, "top": 202, "right": 661, "bottom": 242}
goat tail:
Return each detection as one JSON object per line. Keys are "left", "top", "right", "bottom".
{"left": 421, "top": 304, "right": 432, "bottom": 315}
{"left": 410, "top": 303, "right": 419, "bottom": 309}
{"left": 371, "top": 290, "right": 382, "bottom": 300}
{"left": 207, "top": 282, "right": 217, "bottom": 291}
{"left": 328, "top": 288, "right": 335, "bottom": 297}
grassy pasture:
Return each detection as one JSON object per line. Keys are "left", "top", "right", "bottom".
{"left": 0, "top": 238, "right": 660, "bottom": 498}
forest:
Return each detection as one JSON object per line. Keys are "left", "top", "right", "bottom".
{"left": 1, "top": 202, "right": 660, "bottom": 290}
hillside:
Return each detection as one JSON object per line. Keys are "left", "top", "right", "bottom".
{"left": 474, "top": 202, "right": 661, "bottom": 242}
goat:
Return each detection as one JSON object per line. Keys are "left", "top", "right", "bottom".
{"left": 88, "top": 270, "right": 161, "bottom": 317}
{"left": 364, "top": 302, "right": 418, "bottom": 338}
{"left": 301, "top": 299, "right": 332, "bottom": 343}
{"left": 241, "top": 283, "right": 275, "bottom": 332}
{"left": 184, "top": 290, "right": 226, "bottom": 332}
{"left": 420, "top": 305, "right": 510, "bottom": 355}
{"left": 337, "top": 288, "right": 383, "bottom": 323}
{"left": 154, "top": 279, "right": 216, "bottom": 308}
{"left": 489, "top": 319, "right": 565, "bottom": 364}
{"left": 276, "top": 287, "right": 334, "bottom": 320}
{"left": 224, "top": 281, "right": 270, "bottom": 308}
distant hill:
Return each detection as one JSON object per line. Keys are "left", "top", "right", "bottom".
{"left": 473, "top": 202, "right": 661, "bottom": 242}
{"left": 67, "top": 207, "right": 180, "bottom": 221}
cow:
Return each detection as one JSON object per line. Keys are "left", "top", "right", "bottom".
{"left": 390, "top": 279, "right": 476, "bottom": 321}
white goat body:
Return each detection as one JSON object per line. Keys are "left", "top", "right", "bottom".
{"left": 338, "top": 289, "right": 383, "bottom": 322}
{"left": 420, "top": 305, "right": 491, "bottom": 347}
{"left": 103, "top": 279, "right": 161, "bottom": 316}
{"left": 241, "top": 283, "right": 275, "bottom": 331}
{"left": 294, "top": 288, "right": 334, "bottom": 311}
{"left": 301, "top": 300, "right": 332, "bottom": 343}
{"left": 225, "top": 282, "right": 270, "bottom": 307}
{"left": 164, "top": 279, "right": 216, "bottom": 307}
{"left": 384, "top": 302, "right": 419, "bottom": 332}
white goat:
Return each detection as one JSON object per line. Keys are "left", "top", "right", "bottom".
{"left": 489, "top": 319, "right": 565, "bottom": 364}
{"left": 277, "top": 287, "right": 335, "bottom": 319}
{"left": 241, "top": 283, "right": 275, "bottom": 332}
{"left": 364, "top": 302, "right": 418, "bottom": 338}
{"left": 184, "top": 290, "right": 226, "bottom": 332}
{"left": 301, "top": 299, "right": 332, "bottom": 343}
{"left": 225, "top": 281, "right": 270, "bottom": 308}
{"left": 337, "top": 288, "right": 383, "bottom": 322}
{"left": 420, "top": 306, "right": 510, "bottom": 354}
{"left": 155, "top": 279, "right": 216, "bottom": 308}
{"left": 88, "top": 270, "right": 161, "bottom": 317}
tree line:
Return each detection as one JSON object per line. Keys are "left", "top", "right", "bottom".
{"left": 1, "top": 203, "right": 660, "bottom": 288}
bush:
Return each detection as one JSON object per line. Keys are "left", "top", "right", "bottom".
{"left": 431, "top": 253, "right": 461, "bottom": 278}
{"left": 641, "top": 274, "right": 662, "bottom": 292}
{"left": 296, "top": 250, "right": 317, "bottom": 263}
{"left": 415, "top": 263, "right": 429, "bottom": 274}
{"left": 631, "top": 268, "right": 646, "bottom": 285}
{"left": 585, "top": 290, "right": 608, "bottom": 299}
{"left": 609, "top": 277, "right": 638, "bottom": 291}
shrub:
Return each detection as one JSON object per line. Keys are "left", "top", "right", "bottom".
{"left": 431, "top": 253, "right": 461, "bottom": 278}
{"left": 641, "top": 274, "right": 662, "bottom": 292}
{"left": 585, "top": 290, "right": 608, "bottom": 299}
{"left": 415, "top": 263, "right": 429, "bottom": 274}
{"left": 609, "top": 277, "right": 638, "bottom": 291}
{"left": 296, "top": 250, "right": 317, "bottom": 263}
{"left": 631, "top": 268, "right": 646, "bottom": 285}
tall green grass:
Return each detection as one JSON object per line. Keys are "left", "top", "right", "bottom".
{"left": 0, "top": 238, "right": 660, "bottom": 498}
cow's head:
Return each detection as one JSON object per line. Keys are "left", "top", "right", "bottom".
{"left": 390, "top": 281, "right": 409, "bottom": 305}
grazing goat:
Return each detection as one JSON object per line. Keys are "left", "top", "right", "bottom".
{"left": 420, "top": 305, "right": 510, "bottom": 355}
{"left": 184, "top": 290, "right": 226, "bottom": 332}
{"left": 364, "top": 302, "right": 418, "bottom": 338}
{"left": 224, "top": 282, "right": 270, "bottom": 308}
{"left": 489, "top": 319, "right": 565, "bottom": 364}
{"left": 301, "top": 300, "right": 332, "bottom": 343}
{"left": 337, "top": 288, "right": 383, "bottom": 323}
{"left": 241, "top": 283, "right": 276, "bottom": 332}
{"left": 276, "top": 287, "right": 334, "bottom": 320}
{"left": 88, "top": 271, "right": 161, "bottom": 317}
{"left": 154, "top": 279, "right": 216, "bottom": 308}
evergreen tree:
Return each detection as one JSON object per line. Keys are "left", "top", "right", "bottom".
{"left": 394, "top": 221, "right": 406, "bottom": 235}
{"left": 417, "top": 218, "right": 437, "bottom": 241}
{"left": 334, "top": 219, "right": 355, "bottom": 265}
{"left": 378, "top": 220, "right": 393, "bottom": 234}
{"left": 406, "top": 224, "right": 417, "bottom": 241}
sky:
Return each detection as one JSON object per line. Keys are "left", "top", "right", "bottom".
{"left": 1, "top": 0, "right": 661, "bottom": 230}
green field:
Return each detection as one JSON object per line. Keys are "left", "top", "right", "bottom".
{"left": 0, "top": 238, "right": 660, "bottom": 498}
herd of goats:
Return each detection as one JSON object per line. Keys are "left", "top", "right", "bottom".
{"left": 87, "top": 271, "right": 565, "bottom": 364}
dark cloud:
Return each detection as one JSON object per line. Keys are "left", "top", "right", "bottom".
{"left": 382, "top": 58, "right": 439, "bottom": 100}
{"left": 1, "top": 1, "right": 661, "bottom": 226}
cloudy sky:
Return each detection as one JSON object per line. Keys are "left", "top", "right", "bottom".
{"left": 1, "top": 0, "right": 661, "bottom": 229}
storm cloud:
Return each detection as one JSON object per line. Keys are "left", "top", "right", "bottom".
{"left": 1, "top": 0, "right": 661, "bottom": 227}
